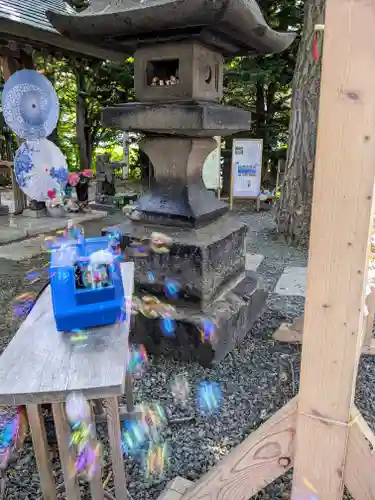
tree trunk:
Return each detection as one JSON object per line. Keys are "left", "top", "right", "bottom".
{"left": 75, "top": 66, "right": 90, "bottom": 171}
{"left": 254, "top": 83, "right": 267, "bottom": 173}
{"left": 46, "top": 71, "right": 60, "bottom": 147}
{"left": 276, "top": 0, "right": 326, "bottom": 246}
{"left": 85, "top": 126, "right": 92, "bottom": 169}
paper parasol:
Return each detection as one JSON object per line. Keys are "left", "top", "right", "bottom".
{"left": 2, "top": 70, "right": 59, "bottom": 140}
{"left": 14, "top": 139, "right": 68, "bottom": 202}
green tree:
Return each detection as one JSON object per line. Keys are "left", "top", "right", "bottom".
{"left": 61, "top": 0, "right": 134, "bottom": 171}
{"left": 73, "top": 58, "right": 134, "bottom": 170}
{"left": 37, "top": 55, "right": 134, "bottom": 171}
{"left": 67, "top": 0, "right": 90, "bottom": 11}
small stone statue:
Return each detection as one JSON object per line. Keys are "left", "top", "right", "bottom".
{"left": 95, "top": 153, "right": 125, "bottom": 206}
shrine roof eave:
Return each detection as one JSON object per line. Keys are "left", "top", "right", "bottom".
{"left": 46, "top": 0, "right": 296, "bottom": 57}
{"left": 0, "top": 17, "right": 126, "bottom": 62}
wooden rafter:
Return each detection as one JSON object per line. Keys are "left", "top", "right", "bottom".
{"left": 0, "top": 19, "right": 124, "bottom": 62}
{"left": 163, "top": 401, "right": 375, "bottom": 500}
{"left": 179, "top": 398, "right": 297, "bottom": 500}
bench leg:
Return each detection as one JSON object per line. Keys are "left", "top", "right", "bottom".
{"left": 104, "top": 397, "right": 127, "bottom": 500}
{"left": 27, "top": 404, "right": 57, "bottom": 500}
{"left": 51, "top": 403, "right": 81, "bottom": 500}
{"left": 125, "top": 371, "right": 134, "bottom": 413}
{"left": 88, "top": 405, "right": 105, "bottom": 500}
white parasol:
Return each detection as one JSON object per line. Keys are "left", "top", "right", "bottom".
{"left": 2, "top": 69, "right": 59, "bottom": 140}
{"left": 14, "top": 139, "right": 68, "bottom": 202}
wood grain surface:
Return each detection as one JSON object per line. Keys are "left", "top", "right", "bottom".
{"left": 0, "top": 263, "right": 134, "bottom": 404}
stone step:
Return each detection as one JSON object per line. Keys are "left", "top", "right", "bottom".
{"left": 131, "top": 271, "right": 267, "bottom": 367}
{"left": 157, "top": 477, "right": 193, "bottom": 500}
{"left": 274, "top": 266, "right": 307, "bottom": 297}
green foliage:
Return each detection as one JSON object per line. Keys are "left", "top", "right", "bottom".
{"left": 95, "top": 144, "right": 140, "bottom": 180}
{"left": 36, "top": 54, "right": 134, "bottom": 171}
{"left": 0, "top": 0, "right": 302, "bottom": 185}
{"left": 66, "top": 0, "right": 90, "bottom": 12}
{"left": 224, "top": 0, "right": 303, "bottom": 178}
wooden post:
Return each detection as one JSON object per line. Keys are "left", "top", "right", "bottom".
{"left": 291, "top": 0, "right": 375, "bottom": 499}
{"left": 0, "top": 55, "right": 19, "bottom": 215}
{"left": 0, "top": 52, "right": 31, "bottom": 214}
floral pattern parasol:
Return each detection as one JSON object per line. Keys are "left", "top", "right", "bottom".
{"left": 14, "top": 139, "right": 68, "bottom": 202}
{"left": 2, "top": 70, "right": 59, "bottom": 140}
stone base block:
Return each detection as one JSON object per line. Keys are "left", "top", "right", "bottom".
{"left": 114, "top": 191, "right": 138, "bottom": 207}
{"left": 22, "top": 208, "right": 47, "bottom": 218}
{"left": 0, "top": 204, "right": 9, "bottom": 215}
{"left": 90, "top": 202, "right": 118, "bottom": 214}
{"left": 105, "top": 213, "right": 247, "bottom": 307}
{"left": 130, "top": 271, "right": 267, "bottom": 367}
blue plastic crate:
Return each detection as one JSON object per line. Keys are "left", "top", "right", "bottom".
{"left": 50, "top": 236, "right": 125, "bottom": 332}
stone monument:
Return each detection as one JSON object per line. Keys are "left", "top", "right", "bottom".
{"left": 92, "top": 153, "right": 139, "bottom": 212}
{"left": 92, "top": 153, "right": 123, "bottom": 212}
{"left": 48, "top": 0, "right": 295, "bottom": 366}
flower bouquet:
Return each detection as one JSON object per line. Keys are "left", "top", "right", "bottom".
{"left": 46, "top": 188, "right": 66, "bottom": 217}
{"left": 67, "top": 169, "right": 93, "bottom": 211}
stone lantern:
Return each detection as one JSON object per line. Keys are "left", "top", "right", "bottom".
{"left": 48, "top": 0, "right": 295, "bottom": 366}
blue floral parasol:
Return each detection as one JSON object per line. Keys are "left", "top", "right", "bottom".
{"left": 14, "top": 139, "right": 68, "bottom": 202}
{"left": 2, "top": 70, "right": 59, "bottom": 140}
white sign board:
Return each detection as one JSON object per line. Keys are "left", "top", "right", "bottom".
{"left": 231, "top": 139, "right": 263, "bottom": 198}
{"left": 202, "top": 136, "right": 221, "bottom": 190}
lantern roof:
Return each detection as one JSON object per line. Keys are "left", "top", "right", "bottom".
{"left": 47, "top": 0, "right": 296, "bottom": 56}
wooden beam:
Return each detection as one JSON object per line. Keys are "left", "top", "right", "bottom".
{"left": 19, "top": 50, "right": 34, "bottom": 70}
{"left": 0, "top": 19, "right": 125, "bottom": 62}
{"left": 180, "top": 397, "right": 297, "bottom": 500}
{"left": 0, "top": 54, "right": 19, "bottom": 80}
{"left": 291, "top": 0, "right": 375, "bottom": 498}
{"left": 345, "top": 406, "right": 375, "bottom": 499}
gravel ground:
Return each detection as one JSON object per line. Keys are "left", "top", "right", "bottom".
{"left": 0, "top": 208, "right": 373, "bottom": 499}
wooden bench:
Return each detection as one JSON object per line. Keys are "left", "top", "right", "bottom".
{"left": 0, "top": 263, "right": 135, "bottom": 500}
